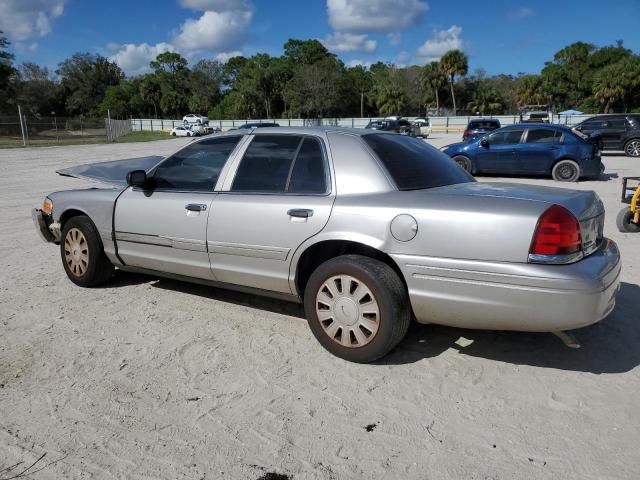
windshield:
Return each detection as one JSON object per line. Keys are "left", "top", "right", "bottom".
{"left": 363, "top": 134, "right": 475, "bottom": 190}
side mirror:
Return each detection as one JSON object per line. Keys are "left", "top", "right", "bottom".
{"left": 480, "top": 137, "right": 489, "bottom": 147}
{"left": 126, "top": 169, "right": 148, "bottom": 188}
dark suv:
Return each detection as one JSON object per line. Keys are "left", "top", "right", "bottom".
{"left": 573, "top": 114, "right": 640, "bottom": 157}
{"left": 463, "top": 119, "right": 501, "bottom": 142}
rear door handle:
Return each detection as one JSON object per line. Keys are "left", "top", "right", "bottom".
{"left": 185, "top": 203, "right": 207, "bottom": 212}
{"left": 287, "top": 208, "right": 314, "bottom": 218}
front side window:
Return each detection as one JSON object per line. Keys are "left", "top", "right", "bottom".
{"left": 152, "top": 136, "right": 241, "bottom": 191}
{"left": 363, "top": 134, "right": 474, "bottom": 191}
{"left": 231, "top": 135, "right": 328, "bottom": 194}
{"left": 487, "top": 129, "right": 524, "bottom": 145}
{"left": 525, "top": 128, "right": 562, "bottom": 143}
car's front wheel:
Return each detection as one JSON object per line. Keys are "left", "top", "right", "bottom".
{"left": 304, "top": 255, "right": 411, "bottom": 363}
{"left": 60, "top": 215, "right": 114, "bottom": 287}
{"left": 616, "top": 207, "right": 640, "bottom": 233}
{"left": 552, "top": 159, "right": 580, "bottom": 182}
{"left": 171, "top": 132, "right": 176, "bottom": 136}
{"left": 624, "top": 139, "right": 640, "bottom": 157}
{"left": 453, "top": 155, "right": 472, "bottom": 173}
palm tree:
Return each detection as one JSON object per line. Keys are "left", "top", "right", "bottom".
{"left": 467, "top": 84, "right": 503, "bottom": 115}
{"left": 515, "top": 74, "right": 545, "bottom": 107}
{"left": 376, "top": 84, "right": 406, "bottom": 116}
{"left": 421, "top": 61, "right": 446, "bottom": 115}
{"left": 439, "top": 49, "right": 468, "bottom": 115}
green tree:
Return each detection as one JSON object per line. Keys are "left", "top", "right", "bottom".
{"left": 467, "top": 82, "right": 503, "bottom": 115}
{"left": 16, "top": 63, "right": 63, "bottom": 116}
{"left": 376, "top": 84, "right": 406, "bottom": 116}
{"left": 100, "top": 81, "right": 136, "bottom": 117}
{"left": 57, "top": 53, "right": 123, "bottom": 115}
{"left": 283, "top": 39, "right": 334, "bottom": 65}
{"left": 149, "top": 52, "right": 189, "bottom": 118}
{"left": 439, "top": 49, "right": 468, "bottom": 115}
{"left": 593, "top": 57, "right": 640, "bottom": 112}
{"left": 421, "top": 61, "right": 446, "bottom": 115}
{"left": 139, "top": 75, "right": 162, "bottom": 118}
{"left": 0, "top": 31, "right": 16, "bottom": 112}
{"left": 284, "top": 57, "right": 344, "bottom": 117}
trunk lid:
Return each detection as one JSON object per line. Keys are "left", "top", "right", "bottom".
{"left": 432, "top": 182, "right": 605, "bottom": 257}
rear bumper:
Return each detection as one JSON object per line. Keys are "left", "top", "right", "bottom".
{"left": 32, "top": 208, "right": 57, "bottom": 243}
{"left": 391, "top": 239, "right": 621, "bottom": 332}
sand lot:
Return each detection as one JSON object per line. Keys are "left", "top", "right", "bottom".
{"left": 1, "top": 133, "right": 639, "bottom": 480}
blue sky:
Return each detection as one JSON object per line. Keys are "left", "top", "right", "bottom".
{"left": 2, "top": 0, "right": 639, "bottom": 77}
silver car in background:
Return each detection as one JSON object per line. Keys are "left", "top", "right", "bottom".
{"left": 33, "top": 127, "right": 621, "bottom": 362}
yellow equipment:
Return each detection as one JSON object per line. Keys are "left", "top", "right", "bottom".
{"left": 617, "top": 177, "right": 640, "bottom": 233}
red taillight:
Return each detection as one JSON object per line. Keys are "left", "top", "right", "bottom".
{"left": 463, "top": 130, "right": 471, "bottom": 138}
{"left": 530, "top": 205, "right": 582, "bottom": 256}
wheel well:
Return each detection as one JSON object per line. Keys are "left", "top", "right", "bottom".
{"left": 552, "top": 157, "right": 579, "bottom": 170}
{"left": 58, "top": 209, "right": 86, "bottom": 227}
{"left": 624, "top": 137, "right": 640, "bottom": 145}
{"left": 295, "top": 240, "right": 406, "bottom": 296}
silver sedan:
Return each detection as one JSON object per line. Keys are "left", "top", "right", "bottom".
{"left": 33, "top": 127, "right": 621, "bottom": 362}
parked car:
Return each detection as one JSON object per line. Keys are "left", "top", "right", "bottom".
{"left": 169, "top": 125, "right": 195, "bottom": 137}
{"left": 442, "top": 124, "right": 603, "bottom": 182}
{"left": 183, "top": 114, "right": 209, "bottom": 125}
{"left": 573, "top": 114, "right": 640, "bottom": 157}
{"left": 33, "top": 128, "right": 620, "bottom": 362}
{"left": 411, "top": 117, "right": 431, "bottom": 138}
{"left": 365, "top": 118, "right": 412, "bottom": 135}
{"left": 520, "top": 110, "right": 550, "bottom": 123}
{"left": 462, "top": 118, "right": 501, "bottom": 142}
{"left": 231, "top": 122, "right": 280, "bottom": 130}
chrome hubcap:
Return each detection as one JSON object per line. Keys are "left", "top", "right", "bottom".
{"left": 626, "top": 141, "right": 640, "bottom": 157}
{"left": 64, "top": 228, "right": 89, "bottom": 277}
{"left": 315, "top": 275, "right": 380, "bottom": 348}
{"left": 558, "top": 164, "right": 576, "bottom": 180}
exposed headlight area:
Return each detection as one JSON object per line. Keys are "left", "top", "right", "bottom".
{"left": 42, "top": 197, "right": 53, "bottom": 215}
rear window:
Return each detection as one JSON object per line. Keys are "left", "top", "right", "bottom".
{"left": 363, "top": 134, "right": 474, "bottom": 190}
{"left": 468, "top": 120, "right": 500, "bottom": 129}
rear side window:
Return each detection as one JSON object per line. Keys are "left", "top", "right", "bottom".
{"left": 487, "top": 129, "right": 524, "bottom": 145}
{"left": 231, "top": 135, "right": 327, "bottom": 194}
{"left": 363, "top": 134, "right": 474, "bottom": 191}
{"left": 525, "top": 129, "right": 562, "bottom": 143}
{"left": 153, "top": 136, "right": 241, "bottom": 191}
{"left": 469, "top": 120, "right": 500, "bottom": 129}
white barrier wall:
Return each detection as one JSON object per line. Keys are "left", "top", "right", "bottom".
{"left": 130, "top": 114, "right": 596, "bottom": 132}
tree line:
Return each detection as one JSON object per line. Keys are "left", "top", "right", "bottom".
{"left": 1, "top": 32, "right": 639, "bottom": 120}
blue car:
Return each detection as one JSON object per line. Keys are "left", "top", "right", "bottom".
{"left": 442, "top": 124, "right": 603, "bottom": 182}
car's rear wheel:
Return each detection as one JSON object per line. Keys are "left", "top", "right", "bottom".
{"left": 304, "top": 255, "right": 411, "bottom": 363}
{"left": 624, "top": 139, "right": 640, "bottom": 157}
{"left": 186, "top": 132, "right": 191, "bottom": 137}
{"left": 172, "top": 132, "right": 176, "bottom": 136}
{"left": 453, "top": 155, "right": 472, "bottom": 173}
{"left": 552, "top": 159, "right": 580, "bottom": 182}
{"left": 616, "top": 207, "right": 640, "bottom": 233}
{"left": 60, "top": 215, "right": 114, "bottom": 287}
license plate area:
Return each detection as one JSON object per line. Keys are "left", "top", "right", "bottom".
{"left": 581, "top": 214, "right": 604, "bottom": 257}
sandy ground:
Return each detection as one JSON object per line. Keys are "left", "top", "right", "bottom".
{"left": 1, "top": 133, "right": 639, "bottom": 480}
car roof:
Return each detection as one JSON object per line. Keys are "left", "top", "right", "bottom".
{"left": 504, "top": 123, "right": 571, "bottom": 132}
{"left": 201, "top": 126, "right": 388, "bottom": 140}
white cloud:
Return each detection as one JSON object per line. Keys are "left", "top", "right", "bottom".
{"left": 417, "top": 25, "right": 463, "bottom": 63}
{"left": 0, "top": 0, "right": 65, "bottom": 41}
{"left": 107, "top": 1, "right": 253, "bottom": 75}
{"left": 109, "top": 42, "right": 176, "bottom": 76}
{"left": 387, "top": 33, "right": 402, "bottom": 46}
{"left": 397, "top": 51, "right": 410, "bottom": 63}
{"left": 215, "top": 50, "right": 243, "bottom": 62}
{"left": 348, "top": 59, "right": 372, "bottom": 68}
{"left": 508, "top": 7, "right": 533, "bottom": 20}
{"left": 173, "top": 8, "right": 253, "bottom": 53}
{"left": 327, "top": 0, "right": 428, "bottom": 33}
{"left": 322, "top": 32, "right": 376, "bottom": 53}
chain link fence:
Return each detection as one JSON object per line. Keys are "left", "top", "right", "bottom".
{"left": 0, "top": 113, "right": 132, "bottom": 147}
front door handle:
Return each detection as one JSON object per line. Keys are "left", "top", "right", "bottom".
{"left": 287, "top": 208, "right": 314, "bottom": 218}
{"left": 185, "top": 203, "right": 207, "bottom": 212}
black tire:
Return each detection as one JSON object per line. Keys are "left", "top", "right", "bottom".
{"left": 171, "top": 132, "right": 176, "bottom": 136}
{"left": 60, "top": 215, "right": 114, "bottom": 287}
{"left": 303, "top": 255, "right": 411, "bottom": 363}
{"left": 453, "top": 155, "right": 472, "bottom": 173}
{"left": 552, "top": 159, "right": 580, "bottom": 182}
{"left": 616, "top": 207, "right": 640, "bottom": 233}
{"left": 624, "top": 139, "right": 640, "bottom": 157}
{"left": 186, "top": 132, "right": 191, "bottom": 137}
